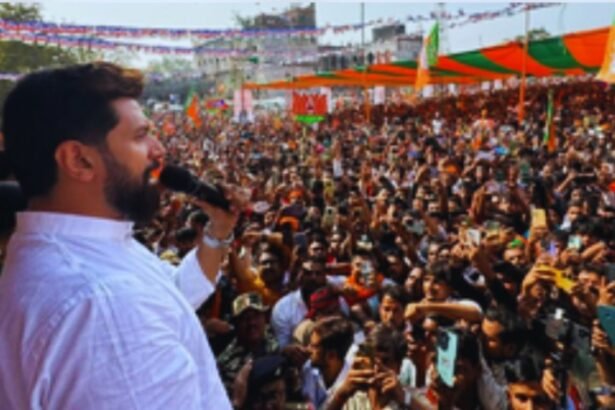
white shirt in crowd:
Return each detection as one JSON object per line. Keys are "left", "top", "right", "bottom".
{"left": 271, "top": 278, "right": 351, "bottom": 348}
{"left": 302, "top": 344, "right": 358, "bottom": 410}
{"left": 0, "top": 212, "right": 231, "bottom": 410}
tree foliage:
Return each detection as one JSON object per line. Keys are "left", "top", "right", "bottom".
{"left": 0, "top": 4, "right": 130, "bottom": 108}
{"left": 513, "top": 28, "right": 552, "bottom": 43}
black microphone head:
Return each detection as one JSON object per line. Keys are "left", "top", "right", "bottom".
{"left": 159, "top": 165, "right": 197, "bottom": 194}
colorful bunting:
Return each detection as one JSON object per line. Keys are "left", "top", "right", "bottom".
{"left": 246, "top": 26, "right": 608, "bottom": 90}
{"left": 0, "top": 4, "right": 559, "bottom": 56}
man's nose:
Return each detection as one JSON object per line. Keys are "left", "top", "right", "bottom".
{"left": 149, "top": 134, "right": 166, "bottom": 160}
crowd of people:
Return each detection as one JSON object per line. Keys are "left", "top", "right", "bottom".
{"left": 1, "top": 67, "right": 615, "bottom": 409}
{"left": 132, "top": 75, "right": 615, "bottom": 410}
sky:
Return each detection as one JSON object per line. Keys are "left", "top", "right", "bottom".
{"left": 38, "top": 1, "right": 615, "bottom": 68}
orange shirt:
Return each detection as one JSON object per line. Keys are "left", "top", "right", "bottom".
{"left": 236, "top": 270, "right": 283, "bottom": 307}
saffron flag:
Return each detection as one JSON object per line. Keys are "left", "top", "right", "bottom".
{"left": 415, "top": 22, "right": 439, "bottom": 92}
{"left": 161, "top": 114, "right": 176, "bottom": 137}
{"left": 543, "top": 90, "right": 556, "bottom": 152}
{"left": 597, "top": 14, "right": 615, "bottom": 83}
{"left": 184, "top": 91, "right": 202, "bottom": 128}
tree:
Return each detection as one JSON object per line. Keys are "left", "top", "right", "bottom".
{"left": 146, "top": 57, "right": 197, "bottom": 75}
{"left": 0, "top": 4, "right": 97, "bottom": 108}
{"left": 0, "top": 4, "right": 137, "bottom": 109}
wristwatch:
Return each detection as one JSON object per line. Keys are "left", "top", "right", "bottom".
{"left": 203, "top": 224, "right": 234, "bottom": 249}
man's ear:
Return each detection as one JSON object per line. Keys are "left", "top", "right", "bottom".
{"left": 54, "top": 141, "right": 99, "bottom": 183}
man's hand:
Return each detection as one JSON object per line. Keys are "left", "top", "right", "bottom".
{"left": 598, "top": 278, "right": 615, "bottom": 306}
{"left": 336, "top": 357, "right": 376, "bottom": 400}
{"left": 232, "top": 359, "right": 253, "bottom": 409}
{"left": 204, "top": 318, "right": 233, "bottom": 336}
{"left": 195, "top": 184, "right": 248, "bottom": 282}
{"left": 541, "top": 363, "right": 561, "bottom": 403}
{"left": 374, "top": 364, "right": 405, "bottom": 405}
{"left": 194, "top": 184, "right": 248, "bottom": 240}
{"left": 592, "top": 319, "right": 615, "bottom": 356}
{"left": 521, "top": 265, "right": 555, "bottom": 294}
{"left": 405, "top": 303, "right": 425, "bottom": 323}
{"left": 281, "top": 344, "right": 310, "bottom": 367}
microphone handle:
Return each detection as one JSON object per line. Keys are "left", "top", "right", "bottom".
{"left": 192, "top": 182, "right": 231, "bottom": 211}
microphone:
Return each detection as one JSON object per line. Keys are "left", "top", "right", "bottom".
{"left": 159, "top": 165, "right": 231, "bottom": 210}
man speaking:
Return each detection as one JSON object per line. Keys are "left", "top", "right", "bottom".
{"left": 0, "top": 62, "right": 240, "bottom": 409}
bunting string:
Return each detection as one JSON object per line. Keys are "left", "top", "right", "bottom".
{"left": 0, "top": 3, "right": 557, "bottom": 43}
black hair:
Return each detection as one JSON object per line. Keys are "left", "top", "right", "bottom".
{"left": 574, "top": 217, "right": 601, "bottom": 237}
{"left": 484, "top": 305, "right": 527, "bottom": 348}
{"left": 453, "top": 328, "right": 480, "bottom": 366}
{"left": 175, "top": 227, "right": 198, "bottom": 244}
{"left": 312, "top": 317, "right": 354, "bottom": 361}
{"left": 189, "top": 210, "right": 210, "bottom": 227}
{"left": 380, "top": 284, "right": 407, "bottom": 306}
{"left": 504, "top": 351, "right": 545, "bottom": 384}
{"left": 2, "top": 62, "right": 144, "bottom": 199}
{"left": 492, "top": 261, "right": 524, "bottom": 285}
{"left": 0, "top": 182, "right": 26, "bottom": 235}
{"left": 425, "top": 260, "right": 454, "bottom": 285}
{"left": 368, "top": 324, "right": 407, "bottom": 364}
{"left": 578, "top": 263, "right": 605, "bottom": 278}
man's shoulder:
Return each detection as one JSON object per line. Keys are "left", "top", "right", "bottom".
{"left": 272, "top": 289, "right": 302, "bottom": 314}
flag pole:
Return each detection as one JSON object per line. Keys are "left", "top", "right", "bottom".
{"left": 518, "top": 5, "right": 529, "bottom": 123}
{"left": 361, "top": 2, "right": 371, "bottom": 124}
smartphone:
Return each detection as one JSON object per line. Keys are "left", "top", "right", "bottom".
{"left": 410, "top": 220, "right": 425, "bottom": 236}
{"left": 361, "top": 261, "right": 374, "bottom": 279}
{"left": 357, "top": 342, "right": 376, "bottom": 368}
{"left": 531, "top": 208, "right": 547, "bottom": 229}
{"left": 598, "top": 305, "right": 615, "bottom": 345}
{"left": 549, "top": 267, "right": 575, "bottom": 294}
{"left": 567, "top": 235, "right": 582, "bottom": 251}
{"left": 436, "top": 329, "right": 458, "bottom": 388}
{"left": 485, "top": 220, "right": 500, "bottom": 236}
{"left": 466, "top": 229, "right": 481, "bottom": 247}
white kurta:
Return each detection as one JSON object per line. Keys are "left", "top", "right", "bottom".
{"left": 0, "top": 212, "right": 232, "bottom": 410}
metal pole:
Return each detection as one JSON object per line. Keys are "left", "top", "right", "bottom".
{"left": 361, "top": 2, "right": 370, "bottom": 123}
{"left": 518, "top": 5, "right": 529, "bottom": 124}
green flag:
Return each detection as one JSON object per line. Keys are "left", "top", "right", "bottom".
{"left": 427, "top": 22, "right": 439, "bottom": 67}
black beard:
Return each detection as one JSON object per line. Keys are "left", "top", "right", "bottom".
{"left": 100, "top": 148, "right": 160, "bottom": 225}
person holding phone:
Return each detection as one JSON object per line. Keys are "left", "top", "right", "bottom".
{"left": 327, "top": 325, "right": 410, "bottom": 410}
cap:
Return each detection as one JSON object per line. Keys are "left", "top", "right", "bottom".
{"left": 232, "top": 292, "right": 269, "bottom": 318}
{"left": 307, "top": 287, "right": 340, "bottom": 319}
{"left": 247, "top": 355, "right": 287, "bottom": 398}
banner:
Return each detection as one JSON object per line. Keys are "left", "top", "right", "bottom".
{"left": 292, "top": 92, "right": 327, "bottom": 124}
{"left": 320, "top": 87, "right": 333, "bottom": 114}
{"left": 373, "top": 86, "right": 386, "bottom": 105}
{"left": 233, "top": 89, "right": 254, "bottom": 123}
